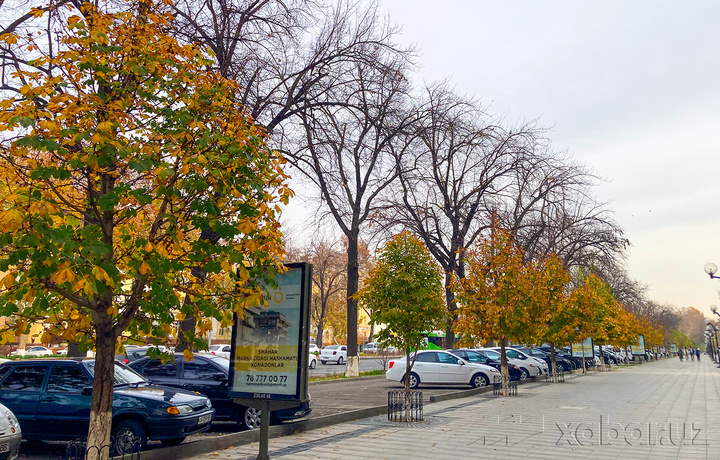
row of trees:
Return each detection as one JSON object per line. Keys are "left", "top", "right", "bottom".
{"left": 359, "top": 227, "right": 665, "bottom": 399}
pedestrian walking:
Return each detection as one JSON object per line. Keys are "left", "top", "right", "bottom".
{"left": 690, "top": 348, "right": 695, "bottom": 361}
{"left": 696, "top": 348, "right": 701, "bottom": 361}
{"left": 678, "top": 349, "right": 684, "bottom": 361}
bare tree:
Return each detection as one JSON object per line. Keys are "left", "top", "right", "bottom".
{"left": 286, "top": 40, "right": 414, "bottom": 373}
{"left": 295, "top": 237, "right": 346, "bottom": 348}
{"left": 390, "top": 83, "right": 541, "bottom": 348}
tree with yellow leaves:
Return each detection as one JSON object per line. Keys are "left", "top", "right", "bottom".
{"left": 453, "top": 226, "right": 543, "bottom": 396}
{"left": 0, "top": 1, "right": 290, "bottom": 457}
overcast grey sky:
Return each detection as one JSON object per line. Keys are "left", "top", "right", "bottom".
{"left": 376, "top": 0, "right": 720, "bottom": 314}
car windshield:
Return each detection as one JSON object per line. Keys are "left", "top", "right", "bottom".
{"left": 83, "top": 361, "right": 147, "bottom": 385}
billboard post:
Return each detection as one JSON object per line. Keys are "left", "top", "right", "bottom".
{"left": 229, "top": 263, "right": 312, "bottom": 460}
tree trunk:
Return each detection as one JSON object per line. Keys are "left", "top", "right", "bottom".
{"left": 500, "top": 339, "right": 509, "bottom": 397}
{"left": 316, "top": 317, "right": 325, "bottom": 349}
{"left": 443, "top": 273, "right": 456, "bottom": 349}
{"left": 599, "top": 344, "right": 605, "bottom": 367}
{"left": 345, "top": 233, "right": 359, "bottom": 376}
{"left": 86, "top": 317, "right": 116, "bottom": 460}
{"left": 404, "top": 351, "right": 411, "bottom": 423}
{"left": 550, "top": 342, "right": 557, "bottom": 380}
{"left": 67, "top": 341, "right": 84, "bottom": 359}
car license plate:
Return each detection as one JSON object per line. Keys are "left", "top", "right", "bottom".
{"left": 198, "top": 414, "right": 212, "bottom": 425}
{"left": 0, "top": 443, "right": 9, "bottom": 453}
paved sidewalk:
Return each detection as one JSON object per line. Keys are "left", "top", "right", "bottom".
{"left": 190, "top": 357, "right": 720, "bottom": 460}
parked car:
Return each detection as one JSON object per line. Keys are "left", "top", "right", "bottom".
{"left": 320, "top": 345, "right": 347, "bottom": 365}
{"left": 309, "top": 344, "right": 320, "bottom": 354}
{"left": 0, "top": 358, "right": 214, "bottom": 454}
{"left": 516, "top": 347, "right": 574, "bottom": 373}
{"left": 208, "top": 344, "right": 232, "bottom": 359}
{"left": 448, "top": 349, "right": 521, "bottom": 381}
{"left": 8, "top": 346, "right": 54, "bottom": 357}
{"left": 363, "top": 343, "right": 379, "bottom": 353}
{"left": 0, "top": 402, "right": 21, "bottom": 460}
{"left": 129, "top": 353, "right": 312, "bottom": 430}
{"left": 115, "top": 345, "right": 166, "bottom": 364}
{"left": 308, "top": 352, "right": 317, "bottom": 369}
{"left": 475, "top": 348, "right": 543, "bottom": 380}
{"left": 386, "top": 350, "right": 500, "bottom": 389}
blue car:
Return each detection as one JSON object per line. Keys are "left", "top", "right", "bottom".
{"left": 129, "top": 353, "right": 312, "bottom": 429}
{"left": 0, "top": 358, "right": 215, "bottom": 454}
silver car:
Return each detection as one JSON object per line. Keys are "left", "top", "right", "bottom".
{"left": 0, "top": 402, "right": 21, "bottom": 460}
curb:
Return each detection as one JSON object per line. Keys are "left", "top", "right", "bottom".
{"left": 310, "top": 374, "right": 385, "bottom": 385}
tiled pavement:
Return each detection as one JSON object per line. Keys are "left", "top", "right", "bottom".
{"left": 192, "top": 357, "right": 720, "bottom": 460}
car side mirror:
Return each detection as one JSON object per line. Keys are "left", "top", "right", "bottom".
{"left": 458, "top": 360, "right": 465, "bottom": 366}
{"left": 81, "top": 385, "right": 93, "bottom": 396}
{"left": 213, "top": 373, "right": 228, "bottom": 383}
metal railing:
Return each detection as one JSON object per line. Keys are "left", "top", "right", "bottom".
{"left": 66, "top": 437, "right": 141, "bottom": 460}
{"left": 387, "top": 390, "right": 423, "bottom": 422}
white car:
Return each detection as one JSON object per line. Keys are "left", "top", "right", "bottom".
{"left": 308, "top": 352, "right": 317, "bottom": 369}
{"left": 309, "top": 343, "right": 320, "bottom": 354}
{"left": 386, "top": 350, "right": 501, "bottom": 388}
{"left": 320, "top": 345, "right": 347, "bottom": 365}
{"left": 479, "top": 348, "right": 544, "bottom": 380}
{"left": 9, "top": 346, "right": 54, "bottom": 357}
{"left": 208, "top": 344, "right": 232, "bottom": 359}
{"left": 0, "top": 402, "right": 21, "bottom": 460}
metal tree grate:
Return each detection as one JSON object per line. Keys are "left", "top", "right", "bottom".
{"left": 387, "top": 390, "right": 423, "bottom": 422}
{"left": 492, "top": 376, "right": 518, "bottom": 395}
{"left": 66, "top": 437, "right": 141, "bottom": 460}
{"left": 545, "top": 371, "right": 565, "bottom": 383}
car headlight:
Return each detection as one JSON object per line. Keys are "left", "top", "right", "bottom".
{"left": 206, "top": 399, "right": 212, "bottom": 408}
{"left": 167, "top": 405, "right": 193, "bottom": 415}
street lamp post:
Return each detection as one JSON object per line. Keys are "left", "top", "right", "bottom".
{"left": 706, "top": 320, "right": 720, "bottom": 367}
{"left": 704, "top": 263, "right": 720, "bottom": 280}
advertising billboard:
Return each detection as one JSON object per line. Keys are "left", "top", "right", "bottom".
{"left": 630, "top": 335, "right": 645, "bottom": 355}
{"left": 228, "top": 263, "right": 311, "bottom": 401}
{"left": 570, "top": 338, "right": 594, "bottom": 358}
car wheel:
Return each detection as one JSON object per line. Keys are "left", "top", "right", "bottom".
{"left": 403, "top": 372, "right": 420, "bottom": 389}
{"left": 568, "top": 361, "right": 577, "bottom": 370}
{"left": 321, "top": 360, "right": 327, "bottom": 365}
{"left": 609, "top": 359, "right": 616, "bottom": 365}
{"left": 160, "top": 437, "right": 186, "bottom": 446}
{"left": 337, "top": 356, "right": 344, "bottom": 365}
{"left": 519, "top": 368, "right": 529, "bottom": 380}
{"left": 310, "top": 359, "right": 317, "bottom": 369}
{"left": 471, "top": 373, "right": 489, "bottom": 388}
{"left": 556, "top": 362, "right": 566, "bottom": 373}
{"left": 243, "top": 407, "right": 262, "bottom": 430}
{"left": 112, "top": 419, "right": 147, "bottom": 455}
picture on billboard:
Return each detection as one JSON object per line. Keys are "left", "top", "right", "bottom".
{"left": 228, "top": 263, "right": 311, "bottom": 401}
{"left": 630, "top": 335, "right": 645, "bottom": 355}
{"left": 570, "top": 338, "right": 594, "bottom": 358}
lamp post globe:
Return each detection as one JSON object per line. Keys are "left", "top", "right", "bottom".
{"left": 705, "top": 263, "right": 718, "bottom": 276}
